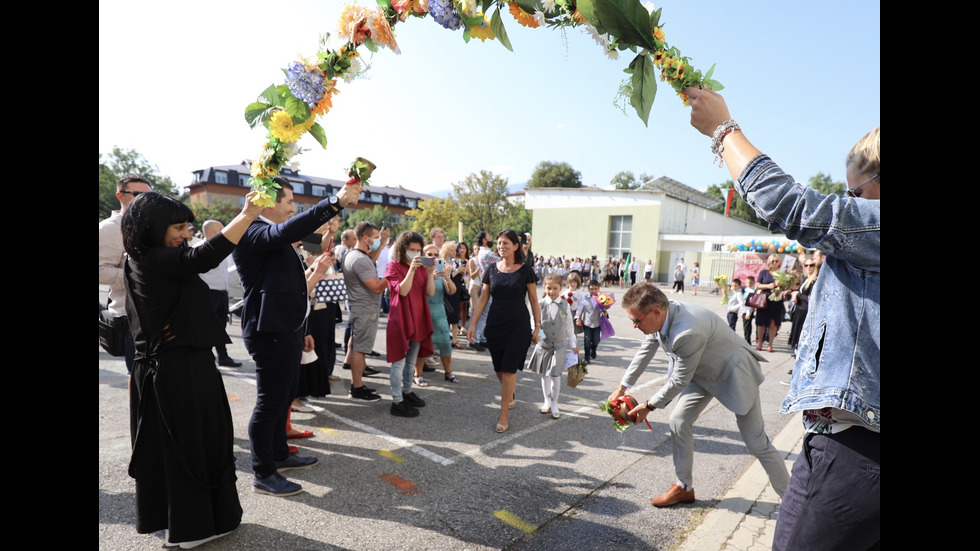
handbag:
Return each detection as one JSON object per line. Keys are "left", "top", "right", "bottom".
{"left": 314, "top": 274, "right": 347, "bottom": 303}
{"left": 460, "top": 285, "right": 470, "bottom": 303}
{"left": 747, "top": 290, "right": 768, "bottom": 310}
{"left": 98, "top": 308, "right": 126, "bottom": 357}
{"left": 567, "top": 356, "right": 588, "bottom": 388}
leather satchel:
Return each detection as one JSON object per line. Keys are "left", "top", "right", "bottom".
{"left": 747, "top": 290, "right": 768, "bottom": 310}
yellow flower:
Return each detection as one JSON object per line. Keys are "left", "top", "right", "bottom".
{"left": 469, "top": 11, "right": 495, "bottom": 42}
{"left": 250, "top": 159, "right": 278, "bottom": 179}
{"left": 251, "top": 190, "right": 276, "bottom": 208}
{"left": 268, "top": 110, "right": 305, "bottom": 143}
{"left": 509, "top": 2, "right": 539, "bottom": 28}
{"left": 653, "top": 27, "right": 665, "bottom": 43}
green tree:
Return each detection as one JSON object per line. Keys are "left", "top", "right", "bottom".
{"left": 611, "top": 170, "right": 639, "bottom": 190}
{"left": 344, "top": 205, "right": 397, "bottom": 234}
{"left": 99, "top": 147, "right": 180, "bottom": 221}
{"left": 526, "top": 161, "right": 582, "bottom": 188}
{"left": 809, "top": 172, "right": 846, "bottom": 196}
{"left": 188, "top": 199, "right": 242, "bottom": 227}
{"left": 405, "top": 196, "right": 461, "bottom": 239}
{"left": 499, "top": 201, "right": 533, "bottom": 236}
{"left": 451, "top": 170, "right": 511, "bottom": 237}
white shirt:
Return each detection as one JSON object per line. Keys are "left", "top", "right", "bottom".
{"left": 376, "top": 245, "right": 392, "bottom": 278}
{"left": 196, "top": 240, "right": 235, "bottom": 291}
{"left": 98, "top": 211, "right": 126, "bottom": 318}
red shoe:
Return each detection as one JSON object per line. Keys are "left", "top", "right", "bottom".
{"left": 768, "top": 346, "right": 774, "bottom": 353}
{"left": 756, "top": 345, "right": 763, "bottom": 351}
{"left": 651, "top": 483, "right": 695, "bottom": 508}
{"left": 286, "top": 429, "right": 314, "bottom": 439}
{"left": 288, "top": 445, "right": 299, "bottom": 454}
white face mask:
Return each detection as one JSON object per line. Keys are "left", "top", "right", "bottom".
{"left": 405, "top": 251, "right": 420, "bottom": 261}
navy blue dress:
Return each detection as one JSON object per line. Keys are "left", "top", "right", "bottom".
{"left": 483, "top": 262, "right": 536, "bottom": 373}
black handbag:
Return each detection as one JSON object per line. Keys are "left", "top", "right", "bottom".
{"left": 98, "top": 307, "right": 127, "bottom": 357}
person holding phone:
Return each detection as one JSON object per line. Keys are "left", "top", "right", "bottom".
{"left": 383, "top": 231, "right": 434, "bottom": 417}
{"left": 413, "top": 243, "right": 459, "bottom": 386}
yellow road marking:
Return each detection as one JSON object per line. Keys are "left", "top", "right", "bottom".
{"left": 493, "top": 510, "right": 536, "bottom": 533}
{"left": 377, "top": 449, "right": 407, "bottom": 463}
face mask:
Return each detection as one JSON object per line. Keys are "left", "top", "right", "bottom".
{"left": 369, "top": 237, "right": 381, "bottom": 251}
{"left": 405, "top": 251, "right": 420, "bottom": 261}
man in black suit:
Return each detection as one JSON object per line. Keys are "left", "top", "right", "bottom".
{"left": 233, "top": 177, "right": 360, "bottom": 496}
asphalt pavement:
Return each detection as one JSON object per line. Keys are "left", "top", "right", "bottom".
{"left": 99, "top": 282, "right": 804, "bottom": 551}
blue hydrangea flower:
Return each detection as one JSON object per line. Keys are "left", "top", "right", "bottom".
{"left": 429, "top": 0, "right": 463, "bottom": 30}
{"left": 285, "top": 62, "right": 326, "bottom": 108}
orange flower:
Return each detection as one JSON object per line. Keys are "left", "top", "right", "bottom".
{"left": 509, "top": 2, "right": 539, "bottom": 28}
{"left": 572, "top": 10, "right": 587, "bottom": 24}
{"left": 653, "top": 27, "right": 665, "bottom": 43}
{"left": 338, "top": 5, "right": 371, "bottom": 45}
{"left": 366, "top": 8, "right": 399, "bottom": 52}
{"left": 312, "top": 90, "right": 335, "bottom": 116}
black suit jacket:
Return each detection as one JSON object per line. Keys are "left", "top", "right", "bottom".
{"left": 232, "top": 197, "right": 342, "bottom": 339}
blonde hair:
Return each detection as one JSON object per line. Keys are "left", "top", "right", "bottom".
{"left": 846, "top": 126, "right": 880, "bottom": 184}
{"left": 541, "top": 273, "right": 563, "bottom": 299}
{"left": 440, "top": 241, "right": 456, "bottom": 258}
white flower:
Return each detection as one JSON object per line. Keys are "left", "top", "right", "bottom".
{"left": 642, "top": 1, "right": 656, "bottom": 14}
{"left": 604, "top": 47, "right": 619, "bottom": 60}
{"left": 343, "top": 58, "right": 363, "bottom": 83}
{"left": 533, "top": 9, "right": 546, "bottom": 26}
{"left": 542, "top": 0, "right": 557, "bottom": 11}
{"left": 458, "top": 0, "right": 477, "bottom": 16}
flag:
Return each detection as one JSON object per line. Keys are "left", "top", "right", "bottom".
{"left": 722, "top": 188, "right": 736, "bottom": 216}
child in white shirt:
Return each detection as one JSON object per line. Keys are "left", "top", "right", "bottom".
{"left": 526, "top": 274, "right": 579, "bottom": 418}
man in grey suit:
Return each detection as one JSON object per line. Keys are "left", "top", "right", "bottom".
{"left": 609, "top": 283, "right": 789, "bottom": 507}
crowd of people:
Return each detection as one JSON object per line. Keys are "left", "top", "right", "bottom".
{"left": 101, "top": 87, "right": 877, "bottom": 549}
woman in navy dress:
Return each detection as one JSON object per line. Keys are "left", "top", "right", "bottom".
{"left": 467, "top": 229, "right": 541, "bottom": 433}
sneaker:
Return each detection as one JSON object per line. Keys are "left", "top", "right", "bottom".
{"left": 173, "top": 530, "right": 234, "bottom": 549}
{"left": 402, "top": 391, "right": 426, "bottom": 408}
{"left": 467, "top": 342, "right": 485, "bottom": 352}
{"left": 217, "top": 357, "right": 243, "bottom": 368}
{"left": 274, "top": 453, "right": 318, "bottom": 472}
{"left": 253, "top": 472, "right": 302, "bottom": 496}
{"left": 362, "top": 366, "right": 382, "bottom": 377}
{"left": 444, "top": 373, "right": 459, "bottom": 383}
{"left": 390, "top": 401, "right": 420, "bottom": 417}
{"left": 413, "top": 376, "right": 429, "bottom": 387}
{"left": 349, "top": 385, "right": 381, "bottom": 402}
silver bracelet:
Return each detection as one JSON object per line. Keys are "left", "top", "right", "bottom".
{"left": 710, "top": 119, "right": 740, "bottom": 167}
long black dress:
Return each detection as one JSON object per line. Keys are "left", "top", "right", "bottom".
{"left": 298, "top": 300, "right": 338, "bottom": 397}
{"left": 483, "top": 262, "right": 536, "bottom": 373}
{"left": 125, "top": 235, "right": 243, "bottom": 544}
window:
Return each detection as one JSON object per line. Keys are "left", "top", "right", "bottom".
{"left": 311, "top": 184, "right": 326, "bottom": 197}
{"left": 608, "top": 215, "right": 632, "bottom": 258}
{"left": 369, "top": 192, "right": 383, "bottom": 203}
{"left": 406, "top": 199, "right": 417, "bottom": 209}
{"left": 389, "top": 196, "right": 403, "bottom": 206}
{"left": 215, "top": 171, "right": 228, "bottom": 184}
{"left": 290, "top": 182, "right": 304, "bottom": 195}
{"left": 238, "top": 174, "right": 249, "bottom": 187}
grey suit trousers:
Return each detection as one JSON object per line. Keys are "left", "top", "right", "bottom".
{"left": 669, "top": 381, "right": 789, "bottom": 497}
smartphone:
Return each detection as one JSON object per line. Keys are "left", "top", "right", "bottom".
{"left": 436, "top": 259, "right": 445, "bottom": 272}
{"left": 420, "top": 256, "right": 435, "bottom": 266}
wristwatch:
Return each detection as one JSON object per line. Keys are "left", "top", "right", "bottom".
{"left": 327, "top": 195, "right": 341, "bottom": 211}
{"left": 644, "top": 400, "right": 655, "bottom": 411}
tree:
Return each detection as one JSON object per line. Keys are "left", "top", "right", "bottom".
{"left": 99, "top": 147, "right": 180, "bottom": 221}
{"left": 451, "top": 170, "right": 512, "bottom": 238}
{"left": 499, "top": 201, "right": 533, "bottom": 237}
{"left": 345, "top": 205, "right": 397, "bottom": 234}
{"left": 610, "top": 170, "right": 640, "bottom": 190}
{"left": 188, "top": 199, "right": 242, "bottom": 227}
{"left": 526, "top": 161, "right": 582, "bottom": 188}
{"left": 809, "top": 172, "right": 846, "bottom": 197}
{"left": 406, "top": 197, "right": 461, "bottom": 240}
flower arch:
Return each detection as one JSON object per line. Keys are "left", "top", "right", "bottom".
{"left": 243, "top": 0, "right": 722, "bottom": 206}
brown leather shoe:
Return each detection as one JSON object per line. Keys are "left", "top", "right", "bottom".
{"left": 651, "top": 483, "right": 695, "bottom": 508}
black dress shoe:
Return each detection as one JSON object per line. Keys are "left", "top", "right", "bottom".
{"left": 217, "top": 357, "right": 243, "bottom": 367}
{"left": 362, "top": 366, "right": 382, "bottom": 377}
{"left": 369, "top": 350, "right": 381, "bottom": 357}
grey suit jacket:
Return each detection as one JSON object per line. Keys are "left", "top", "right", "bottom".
{"left": 621, "top": 301, "right": 767, "bottom": 415}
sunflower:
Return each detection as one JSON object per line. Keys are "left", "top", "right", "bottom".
{"left": 509, "top": 2, "right": 539, "bottom": 28}
{"left": 653, "top": 26, "right": 665, "bottom": 43}
{"left": 268, "top": 110, "right": 305, "bottom": 143}
{"left": 468, "top": 11, "right": 495, "bottom": 42}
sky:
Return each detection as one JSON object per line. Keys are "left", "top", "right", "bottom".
{"left": 99, "top": 1, "right": 880, "bottom": 197}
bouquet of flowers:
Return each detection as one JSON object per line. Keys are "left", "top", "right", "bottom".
{"left": 594, "top": 292, "right": 616, "bottom": 339}
{"left": 713, "top": 274, "right": 729, "bottom": 304}
{"left": 770, "top": 271, "right": 796, "bottom": 302}
{"left": 599, "top": 395, "right": 654, "bottom": 433}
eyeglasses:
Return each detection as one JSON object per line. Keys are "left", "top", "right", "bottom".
{"left": 629, "top": 308, "right": 656, "bottom": 326}
{"left": 804, "top": 263, "right": 816, "bottom": 267}
{"left": 120, "top": 190, "right": 143, "bottom": 197}
{"left": 846, "top": 173, "right": 879, "bottom": 198}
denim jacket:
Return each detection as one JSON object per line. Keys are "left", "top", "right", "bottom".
{"left": 736, "top": 155, "right": 880, "bottom": 432}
